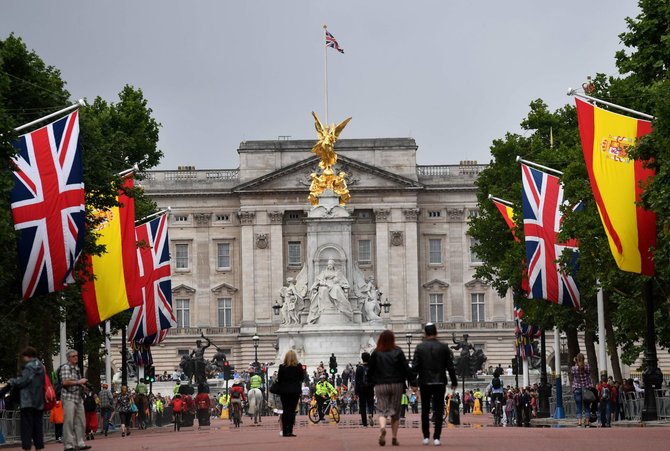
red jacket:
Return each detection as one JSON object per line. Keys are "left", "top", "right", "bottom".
{"left": 171, "top": 397, "right": 184, "bottom": 413}
{"left": 230, "top": 385, "right": 246, "bottom": 402}
{"left": 195, "top": 393, "right": 211, "bottom": 410}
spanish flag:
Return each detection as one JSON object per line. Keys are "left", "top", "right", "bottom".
{"left": 492, "top": 199, "right": 518, "bottom": 241}
{"left": 575, "top": 98, "right": 656, "bottom": 276}
{"left": 491, "top": 198, "right": 530, "bottom": 293}
{"left": 81, "top": 177, "right": 142, "bottom": 326}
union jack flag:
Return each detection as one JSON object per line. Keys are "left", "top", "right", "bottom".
{"left": 128, "top": 214, "right": 176, "bottom": 345}
{"left": 521, "top": 164, "right": 581, "bottom": 309}
{"left": 10, "top": 111, "right": 85, "bottom": 299}
{"left": 326, "top": 30, "right": 344, "bottom": 54}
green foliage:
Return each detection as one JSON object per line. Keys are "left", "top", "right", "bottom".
{"left": 0, "top": 34, "right": 162, "bottom": 380}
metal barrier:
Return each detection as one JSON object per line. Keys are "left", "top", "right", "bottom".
{"left": 655, "top": 390, "right": 670, "bottom": 420}
{"left": 0, "top": 410, "right": 55, "bottom": 445}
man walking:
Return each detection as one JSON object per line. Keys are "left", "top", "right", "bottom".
{"left": 411, "top": 323, "right": 458, "bottom": 446}
{"left": 98, "top": 384, "right": 113, "bottom": 437}
{"left": 60, "top": 350, "right": 90, "bottom": 451}
{"left": 354, "top": 352, "right": 374, "bottom": 427}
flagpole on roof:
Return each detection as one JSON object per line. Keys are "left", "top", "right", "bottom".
{"left": 323, "top": 24, "right": 329, "bottom": 124}
{"left": 14, "top": 99, "right": 86, "bottom": 133}
{"left": 567, "top": 88, "right": 654, "bottom": 120}
{"left": 515, "top": 156, "right": 563, "bottom": 176}
{"left": 118, "top": 164, "right": 139, "bottom": 178}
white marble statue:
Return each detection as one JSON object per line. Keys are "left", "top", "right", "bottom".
{"left": 359, "top": 276, "right": 382, "bottom": 322}
{"left": 279, "top": 277, "right": 304, "bottom": 325}
{"left": 307, "top": 259, "right": 353, "bottom": 323}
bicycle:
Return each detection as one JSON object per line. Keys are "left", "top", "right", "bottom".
{"left": 230, "top": 401, "right": 243, "bottom": 428}
{"left": 308, "top": 396, "right": 340, "bottom": 424}
{"left": 492, "top": 396, "right": 503, "bottom": 426}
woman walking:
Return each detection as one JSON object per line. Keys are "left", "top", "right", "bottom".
{"left": 115, "top": 386, "right": 133, "bottom": 437}
{"left": 571, "top": 353, "right": 593, "bottom": 427}
{"left": 276, "top": 350, "right": 305, "bottom": 437}
{"left": 368, "top": 330, "right": 411, "bottom": 447}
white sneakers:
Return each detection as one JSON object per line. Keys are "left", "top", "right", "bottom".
{"left": 422, "top": 438, "right": 430, "bottom": 445}
{"left": 434, "top": 439, "right": 441, "bottom": 446}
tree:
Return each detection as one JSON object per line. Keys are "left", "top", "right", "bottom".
{"left": 0, "top": 34, "right": 162, "bottom": 382}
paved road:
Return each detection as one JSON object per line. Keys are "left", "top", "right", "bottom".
{"left": 28, "top": 413, "right": 669, "bottom": 451}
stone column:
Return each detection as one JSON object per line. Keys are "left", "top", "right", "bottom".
{"left": 193, "top": 213, "right": 212, "bottom": 326}
{"left": 447, "top": 207, "right": 466, "bottom": 321}
{"left": 374, "top": 208, "right": 390, "bottom": 303}
{"left": 269, "top": 211, "right": 284, "bottom": 324}
{"left": 402, "top": 209, "right": 420, "bottom": 320}
{"left": 238, "top": 211, "right": 256, "bottom": 329}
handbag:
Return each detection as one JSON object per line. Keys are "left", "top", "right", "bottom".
{"left": 582, "top": 388, "right": 595, "bottom": 403}
{"left": 269, "top": 379, "right": 282, "bottom": 395}
{"left": 130, "top": 401, "right": 139, "bottom": 413}
{"left": 43, "top": 367, "right": 57, "bottom": 412}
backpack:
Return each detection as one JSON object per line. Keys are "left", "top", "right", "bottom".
{"left": 83, "top": 393, "right": 97, "bottom": 412}
{"left": 601, "top": 386, "right": 610, "bottom": 400}
{"left": 492, "top": 376, "right": 501, "bottom": 389}
{"left": 172, "top": 398, "right": 183, "bottom": 413}
{"left": 358, "top": 364, "right": 370, "bottom": 389}
{"left": 231, "top": 388, "right": 241, "bottom": 399}
{"left": 53, "top": 364, "right": 65, "bottom": 401}
{"left": 43, "top": 368, "right": 57, "bottom": 412}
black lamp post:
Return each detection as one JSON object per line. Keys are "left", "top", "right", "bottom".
{"left": 252, "top": 335, "right": 260, "bottom": 373}
{"left": 380, "top": 298, "right": 392, "bottom": 314}
{"left": 554, "top": 332, "right": 566, "bottom": 419}
{"left": 537, "top": 330, "right": 551, "bottom": 418}
{"left": 405, "top": 333, "right": 413, "bottom": 361}
{"left": 272, "top": 300, "right": 282, "bottom": 317}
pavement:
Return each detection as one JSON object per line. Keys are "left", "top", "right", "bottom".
{"left": 7, "top": 413, "right": 670, "bottom": 451}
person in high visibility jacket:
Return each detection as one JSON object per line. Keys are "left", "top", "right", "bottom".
{"left": 314, "top": 375, "right": 336, "bottom": 422}
{"left": 250, "top": 373, "right": 263, "bottom": 390}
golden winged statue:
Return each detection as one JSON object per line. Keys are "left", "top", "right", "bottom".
{"left": 308, "top": 112, "right": 353, "bottom": 206}
{"left": 311, "top": 112, "right": 352, "bottom": 170}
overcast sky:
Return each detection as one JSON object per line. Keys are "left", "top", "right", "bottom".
{"left": 2, "top": 1, "right": 641, "bottom": 170}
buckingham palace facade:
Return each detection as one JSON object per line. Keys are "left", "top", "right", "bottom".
{"left": 124, "top": 138, "right": 519, "bottom": 373}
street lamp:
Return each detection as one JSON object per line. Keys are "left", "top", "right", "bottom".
{"left": 405, "top": 333, "right": 413, "bottom": 360}
{"left": 252, "top": 335, "right": 260, "bottom": 372}
{"left": 380, "top": 298, "right": 392, "bottom": 314}
{"left": 553, "top": 331, "right": 567, "bottom": 419}
{"left": 272, "top": 300, "right": 282, "bottom": 317}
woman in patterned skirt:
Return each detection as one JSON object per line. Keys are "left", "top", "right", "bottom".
{"left": 368, "top": 330, "right": 411, "bottom": 447}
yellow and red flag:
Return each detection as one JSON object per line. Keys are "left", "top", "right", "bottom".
{"left": 575, "top": 98, "right": 656, "bottom": 276}
{"left": 491, "top": 198, "right": 530, "bottom": 293}
{"left": 81, "top": 177, "right": 142, "bottom": 326}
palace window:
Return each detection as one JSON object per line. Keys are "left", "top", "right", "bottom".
{"left": 174, "top": 215, "right": 188, "bottom": 222}
{"left": 217, "top": 242, "right": 231, "bottom": 269}
{"left": 175, "top": 244, "right": 189, "bottom": 269}
{"left": 218, "top": 298, "right": 232, "bottom": 327}
{"left": 288, "top": 241, "right": 302, "bottom": 266}
{"left": 358, "top": 239, "right": 372, "bottom": 264}
{"left": 175, "top": 299, "right": 190, "bottom": 328}
{"left": 471, "top": 293, "right": 485, "bottom": 323}
{"left": 215, "top": 214, "right": 230, "bottom": 222}
{"left": 429, "top": 293, "right": 444, "bottom": 323}
{"left": 470, "top": 238, "right": 482, "bottom": 264}
{"left": 429, "top": 238, "right": 442, "bottom": 264}
{"left": 428, "top": 210, "right": 442, "bottom": 218}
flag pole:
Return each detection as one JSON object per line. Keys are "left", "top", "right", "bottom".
{"left": 488, "top": 194, "right": 514, "bottom": 207}
{"left": 118, "top": 164, "right": 139, "bottom": 178}
{"left": 515, "top": 156, "right": 563, "bottom": 176}
{"left": 567, "top": 88, "right": 654, "bottom": 120}
{"left": 14, "top": 99, "right": 86, "bottom": 133}
{"left": 135, "top": 207, "right": 171, "bottom": 225}
{"left": 323, "top": 24, "right": 329, "bottom": 124}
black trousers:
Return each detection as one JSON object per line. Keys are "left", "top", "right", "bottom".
{"left": 420, "top": 384, "right": 446, "bottom": 440}
{"left": 280, "top": 393, "right": 300, "bottom": 435}
{"left": 358, "top": 387, "right": 374, "bottom": 426}
{"left": 316, "top": 395, "right": 327, "bottom": 420}
{"left": 21, "top": 408, "right": 44, "bottom": 450}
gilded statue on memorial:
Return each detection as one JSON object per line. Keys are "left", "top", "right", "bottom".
{"left": 308, "top": 112, "right": 352, "bottom": 206}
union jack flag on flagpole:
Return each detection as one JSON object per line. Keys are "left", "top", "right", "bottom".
{"left": 10, "top": 111, "right": 85, "bottom": 299}
{"left": 521, "top": 163, "right": 581, "bottom": 309}
{"left": 325, "top": 30, "right": 344, "bottom": 54}
{"left": 128, "top": 214, "right": 176, "bottom": 345}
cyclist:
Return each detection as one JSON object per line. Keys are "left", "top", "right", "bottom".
{"left": 229, "top": 378, "right": 247, "bottom": 426}
{"left": 315, "top": 374, "right": 337, "bottom": 422}
{"left": 486, "top": 368, "right": 504, "bottom": 423}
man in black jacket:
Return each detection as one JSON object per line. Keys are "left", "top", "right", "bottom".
{"left": 354, "top": 352, "right": 374, "bottom": 427}
{"left": 411, "top": 323, "right": 458, "bottom": 446}
{"left": 9, "top": 346, "right": 45, "bottom": 451}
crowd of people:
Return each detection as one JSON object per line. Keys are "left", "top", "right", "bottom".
{"left": 2, "top": 332, "right": 670, "bottom": 450}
